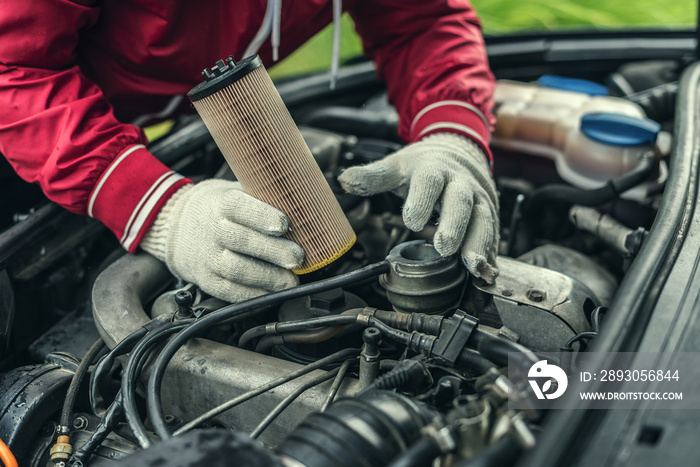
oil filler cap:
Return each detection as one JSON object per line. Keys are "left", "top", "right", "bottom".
{"left": 580, "top": 113, "right": 661, "bottom": 147}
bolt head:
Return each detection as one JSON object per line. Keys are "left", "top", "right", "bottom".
{"left": 72, "top": 416, "right": 88, "bottom": 430}
{"left": 164, "top": 414, "right": 178, "bottom": 426}
{"left": 528, "top": 290, "right": 545, "bottom": 302}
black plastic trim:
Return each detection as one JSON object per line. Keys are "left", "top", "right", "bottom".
{"left": 187, "top": 55, "right": 263, "bottom": 102}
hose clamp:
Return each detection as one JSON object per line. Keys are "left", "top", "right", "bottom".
{"left": 357, "top": 307, "right": 377, "bottom": 327}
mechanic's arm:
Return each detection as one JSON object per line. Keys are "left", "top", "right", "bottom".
{"left": 0, "top": 1, "right": 302, "bottom": 302}
{"left": 343, "top": 0, "right": 499, "bottom": 282}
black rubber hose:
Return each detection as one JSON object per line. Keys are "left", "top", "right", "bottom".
{"left": 372, "top": 359, "right": 430, "bottom": 392}
{"left": 90, "top": 327, "right": 149, "bottom": 416}
{"left": 90, "top": 316, "right": 177, "bottom": 416}
{"left": 470, "top": 329, "right": 539, "bottom": 369}
{"left": 525, "top": 155, "right": 656, "bottom": 218}
{"left": 122, "top": 320, "right": 193, "bottom": 448}
{"left": 320, "top": 358, "right": 356, "bottom": 411}
{"left": 455, "top": 348, "right": 496, "bottom": 374}
{"left": 453, "top": 433, "right": 522, "bottom": 467}
{"left": 250, "top": 367, "right": 340, "bottom": 439}
{"left": 238, "top": 309, "right": 363, "bottom": 349}
{"left": 146, "top": 261, "right": 388, "bottom": 441}
{"left": 72, "top": 395, "right": 124, "bottom": 464}
{"left": 388, "top": 436, "right": 443, "bottom": 467}
{"left": 245, "top": 310, "right": 442, "bottom": 354}
{"left": 238, "top": 326, "right": 274, "bottom": 349}
{"left": 254, "top": 325, "right": 350, "bottom": 352}
{"left": 60, "top": 338, "right": 105, "bottom": 428}
{"left": 276, "top": 389, "right": 436, "bottom": 467}
{"left": 300, "top": 106, "right": 401, "bottom": 143}
{"left": 627, "top": 81, "right": 678, "bottom": 122}
{"left": 590, "top": 306, "right": 607, "bottom": 333}
{"left": 148, "top": 117, "right": 213, "bottom": 166}
{"left": 255, "top": 335, "right": 286, "bottom": 353}
{"left": 563, "top": 331, "right": 598, "bottom": 350}
{"left": 367, "top": 317, "right": 411, "bottom": 345}
{"left": 171, "top": 348, "right": 360, "bottom": 437}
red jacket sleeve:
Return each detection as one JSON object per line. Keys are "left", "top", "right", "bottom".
{"left": 0, "top": 0, "right": 190, "bottom": 252}
{"left": 348, "top": 0, "right": 495, "bottom": 164}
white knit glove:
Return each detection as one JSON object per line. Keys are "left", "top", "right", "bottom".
{"left": 140, "top": 180, "right": 304, "bottom": 303}
{"left": 338, "top": 132, "right": 499, "bottom": 283}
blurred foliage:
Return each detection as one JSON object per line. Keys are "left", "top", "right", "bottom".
{"left": 474, "top": 0, "right": 695, "bottom": 33}
{"left": 269, "top": 1, "right": 695, "bottom": 80}
{"left": 269, "top": 15, "right": 363, "bottom": 80}
{"left": 143, "top": 119, "right": 175, "bottom": 142}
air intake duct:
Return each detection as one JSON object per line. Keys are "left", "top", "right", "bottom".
{"left": 188, "top": 56, "right": 356, "bottom": 274}
{"left": 276, "top": 391, "right": 437, "bottom": 467}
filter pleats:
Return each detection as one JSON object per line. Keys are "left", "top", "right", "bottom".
{"left": 192, "top": 65, "right": 356, "bottom": 274}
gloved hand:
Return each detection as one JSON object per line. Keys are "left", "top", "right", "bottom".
{"left": 140, "top": 179, "right": 304, "bottom": 303}
{"left": 338, "top": 132, "right": 499, "bottom": 283}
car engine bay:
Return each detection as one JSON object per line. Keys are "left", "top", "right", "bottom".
{"left": 0, "top": 39, "right": 690, "bottom": 466}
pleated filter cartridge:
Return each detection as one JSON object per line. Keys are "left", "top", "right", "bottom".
{"left": 188, "top": 56, "right": 356, "bottom": 274}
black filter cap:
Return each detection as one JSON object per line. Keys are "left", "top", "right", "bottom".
{"left": 187, "top": 55, "right": 263, "bottom": 102}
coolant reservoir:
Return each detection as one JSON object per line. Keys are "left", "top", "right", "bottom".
{"left": 492, "top": 79, "right": 667, "bottom": 200}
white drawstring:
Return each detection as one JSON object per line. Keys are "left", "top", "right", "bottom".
{"left": 244, "top": 0, "right": 274, "bottom": 58}
{"left": 330, "top": 0, "right": 342, "bottom": 90}
{"left": 244, "top": 0, "right": 342, "bottom": 90}
{"left": 271, "top": 0, "right": 282, "bottom": 62}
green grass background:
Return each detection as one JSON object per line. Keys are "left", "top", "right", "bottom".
{"left": 268, "top": 0, "right": 696, "bottom": 80}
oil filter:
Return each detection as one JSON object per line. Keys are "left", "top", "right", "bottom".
{"left": 188, "top": 56, "right": 356, "bottom": 274}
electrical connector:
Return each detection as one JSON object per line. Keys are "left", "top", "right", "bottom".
{"left": 431, "top": 310, "right": 479, "bottom": 367}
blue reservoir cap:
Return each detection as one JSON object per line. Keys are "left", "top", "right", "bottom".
{"left": 537, "top": 74, "right": 609, "bottom": 96}
{"left": 580, "top": 113, "right": 660, "bottom": 147}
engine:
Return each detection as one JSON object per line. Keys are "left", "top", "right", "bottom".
{"left": 0, "top": 57, "right": 676, "bottom": 467}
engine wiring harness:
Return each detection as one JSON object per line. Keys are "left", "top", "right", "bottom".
{"left": 50, "top": 257, "right": 556, "bottom": 467}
